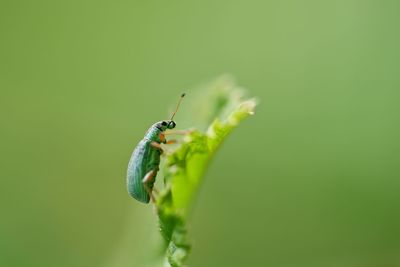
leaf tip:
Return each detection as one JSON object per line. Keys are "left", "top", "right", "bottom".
{"left": 240, "top": 98, "right": 258, "bottom": 115}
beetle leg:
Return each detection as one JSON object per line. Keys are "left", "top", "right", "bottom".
{"left": 164, "top": 129, "right": 192, "bottom": 135}
{"left": 159, "top": 132, "right": 166, "bottom": 143}
{"left": 163, "top": 130, "right": 192, "bottom": 147}
{"left": 142, "top": 169, "right": 157, "bottom": 203}
{"left": 150, "top": 141, "right": 164, "bottom": 153}
{"left": 150, "top": 141, "right": 162, "bottom": 149}
{"left": 152, "top": 140, "right": 176, "bottom": 156}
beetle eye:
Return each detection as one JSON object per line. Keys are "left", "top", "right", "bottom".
{"left": 161, "top": 121, "right": 167, "bottom": 126}
{"left": 168, "top": 121, "right": 176, "bottom": 129}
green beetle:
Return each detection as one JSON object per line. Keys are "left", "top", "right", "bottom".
{"left": 127, "top": 94, "right": 185, "bottom": 203}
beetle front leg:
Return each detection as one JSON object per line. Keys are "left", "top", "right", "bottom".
{"left": 163, "top": 129, "right": 193, "bottom": 147}
{"left": 142, "top": 169, "right": 158, "bottom": 203}
{"left": 164, "top": 129, "right": 193, "bottom": 136}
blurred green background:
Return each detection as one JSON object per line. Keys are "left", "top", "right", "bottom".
{"left": 1, "top": 0, "right": 400, "bottom": 266}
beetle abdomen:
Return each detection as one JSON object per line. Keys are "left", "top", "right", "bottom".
{"left": 127, "top": 139, "right": 161, "bottom": 203}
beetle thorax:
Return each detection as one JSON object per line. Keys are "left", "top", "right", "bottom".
{"left": 144, "top": 125, "right": 163, "bottom": 142}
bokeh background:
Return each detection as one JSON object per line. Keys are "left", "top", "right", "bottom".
{"left": 1, "top": 1, "right": 400, "bottom": 266}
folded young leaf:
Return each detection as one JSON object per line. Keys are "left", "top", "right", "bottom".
{"left": 155, "top": 76, "right": 257, "bottom": 267}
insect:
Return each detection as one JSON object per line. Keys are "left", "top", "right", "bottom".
{"left": 126, "top": 93, "right": 185, "bottom": 203}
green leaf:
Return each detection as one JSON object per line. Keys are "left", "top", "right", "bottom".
{"left": 155, "top": 76, "right": 257, "bottom": 267}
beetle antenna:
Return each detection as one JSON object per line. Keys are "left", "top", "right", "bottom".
{"left": 170, "top": 93, "right": 185, "bottom": 121}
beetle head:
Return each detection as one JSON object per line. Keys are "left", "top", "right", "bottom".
{"left": 159, "top": 120, "right": 176, "bottom": 131}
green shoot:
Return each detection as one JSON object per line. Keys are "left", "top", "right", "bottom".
{"left": 155, "top": 76, "right": 257, "bottom": 267}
